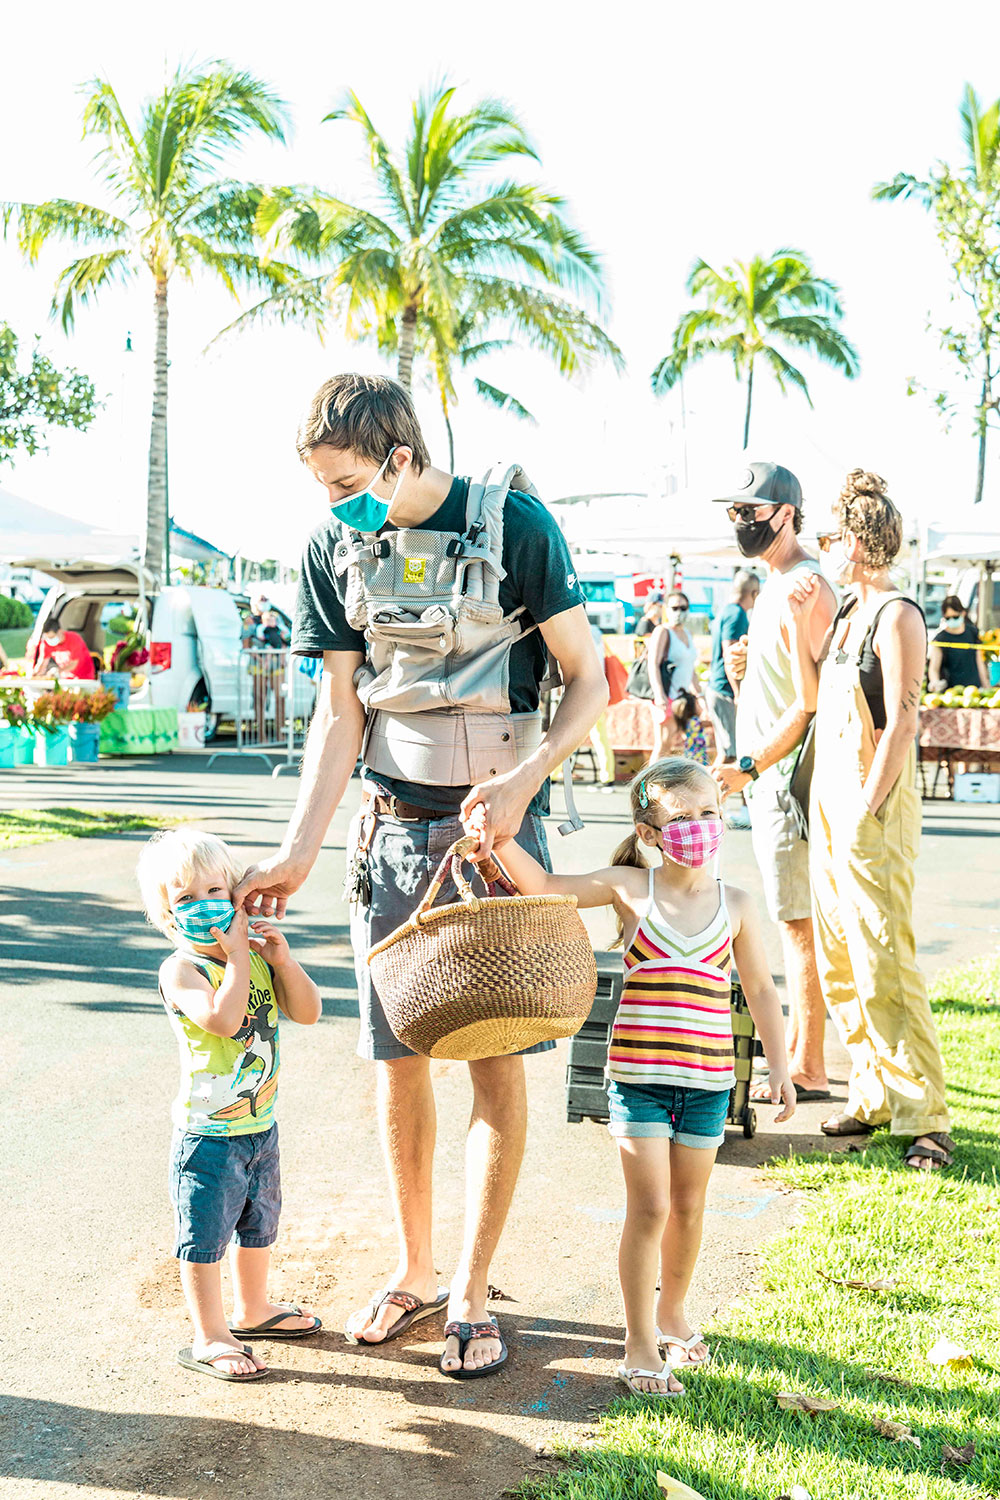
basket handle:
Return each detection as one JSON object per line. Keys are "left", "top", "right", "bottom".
{"left": 413, "top": 836, "right": 522, "bottom": 923}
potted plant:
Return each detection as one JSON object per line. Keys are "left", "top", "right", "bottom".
{"left": 30, "top": 687, "right": 78, "bottom": 766}
{"left": 102, "top": 632, "right": 149, "bottom": 709}
{"left": 69, "top": 686, "right": 118, "bottom": 762}
{"left": 0, "top": 684, "right": 33, "bottom": 766}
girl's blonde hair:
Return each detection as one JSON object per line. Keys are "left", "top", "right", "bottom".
{"left": 609, "top": 757, "right": 721, "bottom": 943}
{"left": 137, "top": 827, "right": 244, "bottom": 940}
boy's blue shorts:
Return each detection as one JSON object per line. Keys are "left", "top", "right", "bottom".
{"left": 169, "top": 1124, "right": 281, "bottom": 1263}
{"left": 607, "top": 1080, "right": 729, "bottom": 1148}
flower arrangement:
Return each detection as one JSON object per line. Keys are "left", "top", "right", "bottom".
{"left": 31, "top": 688, "right": 81, "bottom": 729}
{"left": 108, "top": 632, "right": 149, "bottom": 673}
{"left": 0, "top": 683, "right": 30, "bottom": 727}
{"left": 72, "top": 687, "right": 119, "bottom": 722}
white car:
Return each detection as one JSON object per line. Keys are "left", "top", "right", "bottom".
{"left": 27, "top": 560, "right": 316, "bottom": 741}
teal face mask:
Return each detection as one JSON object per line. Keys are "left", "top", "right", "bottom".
{"left": 330, "top": 448, "right": 404, "bottom": 532}
{"left": 173, "top": 898, "right": 235, "bottom": 945}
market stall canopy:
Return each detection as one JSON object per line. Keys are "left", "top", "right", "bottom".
{"left": 553, "top": 485, "right": 745, "bottom": 564}
{"left": 924, "top": 519, "right": 1000, "bottom": 567}
{"left": 0, "top": 486, "right": 139, "bottom": 565}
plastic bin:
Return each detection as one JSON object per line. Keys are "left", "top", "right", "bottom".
{"left": 69, "top": 722, "right": 101, "bottom": 763}
{"left": 100, "top": 671, "right": 131, "bottom": 710}
{"left": 0, "top": 724, "right": 14, "bottom": 769}
{"left": 954, "top": 771, "right": 1000, "bottom": 803}
{"left": 12, "top": 728, "right": 34, "bottom": 765}
{"left": 177, "top": 710, "right": 206, "bottom": 749}
{"left": 35, "top": 726, "right": 70, "bottom": 766}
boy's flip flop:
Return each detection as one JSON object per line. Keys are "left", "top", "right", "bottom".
{"left": 228, "top": 1304, "right": 322, "bottom": 1340}
{"left": 616, "top": 1362, "right": 684, "bottom": 1397}
{"left": 439, "top": 1317, "right": 508, "bottom": 1379}
{"left": 656, "top": 1329, "right": 711, "bottom": 1368}
{"left": 346, "top": 1286, "right": 449, "bottom": 1345}
{"left": 177, "top": 1342, "right": 267, "bottom": 1381}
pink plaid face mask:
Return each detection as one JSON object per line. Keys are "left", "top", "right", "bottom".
{"left": 660, "top": 817, "right": 724, "bottom": 867}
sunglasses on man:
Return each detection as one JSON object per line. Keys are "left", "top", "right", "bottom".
{"left": 726, "top": 502, "right": 780, "bottom": 524}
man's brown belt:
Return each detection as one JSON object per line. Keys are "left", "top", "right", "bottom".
{"left": 361, "top": 789, "right": 450, "bottom": 823}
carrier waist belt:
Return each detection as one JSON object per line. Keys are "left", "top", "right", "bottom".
{"left": 362, "top": 708, "right": 543, "bottom": 786}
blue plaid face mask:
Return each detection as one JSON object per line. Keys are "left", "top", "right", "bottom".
{"left": 172, "top": 898, "right": 235, "bottom": 944}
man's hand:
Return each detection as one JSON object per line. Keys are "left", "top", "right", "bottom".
{"left": 460, "top": 767, "right": 534, "bottom": 862}
{"left": 713, "top": 764, "right": 751, "bottom": 797}
{"left": 788, "top": 572, "right": 822, "bottom": 618}
{"left": 249, "top": 919, "right": 291, "bottom": 968}
{"left": 767, "top": 1072, "right": 797, "bottom": 1123}
{"left": 232, "top": 856, "right": 309, "bottom": 920}
{"left": 211, "top": 907, "right": 250, "bottom": 958}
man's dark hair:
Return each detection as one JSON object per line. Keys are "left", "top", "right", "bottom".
{"left": 941, "top": 594, "right": 965, "bottom": 616}
{"left": 296, "top": 373, "right": 431, "bottom": 475}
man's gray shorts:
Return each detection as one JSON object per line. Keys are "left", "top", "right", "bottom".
{"left": 746, "top": 772, "right": 812, "bottom": 923}
{"left": 705, "top": 687, "right": 738, "bottom": 760}
{"left": 348, "top": 796, "right": 555, "bottom": 1061}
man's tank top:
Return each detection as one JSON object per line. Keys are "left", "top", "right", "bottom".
{"left": 736, "top": 557, "right": 825, "bottom": 784}
{"left": 607, "top": 869, "right": 735, "bottom": 1091}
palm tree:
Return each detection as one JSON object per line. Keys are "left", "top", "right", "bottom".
{"left": 226, "top": 83, "right": 622, "bottom": 425}
{"left": 874, "top": 85, "right": 1000, "bottom": 503}
{"left": 2, "top": 62, "right": 293, "bottom": 580}
{"left": 421, "top": 304, "right": 536, "bottom": 470}
{"left": 651, "top": 250, "right": 860, "bottom": 448}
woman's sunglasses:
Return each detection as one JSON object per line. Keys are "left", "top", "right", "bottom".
{"left": 816, "top": 532, "right": 843, "bottom": 552}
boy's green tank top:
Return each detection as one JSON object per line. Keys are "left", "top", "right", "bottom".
{"left": 161, "top": 949, "right": 280, "bottom": 1137}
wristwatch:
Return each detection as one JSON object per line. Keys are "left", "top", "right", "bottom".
{"left": 738, "top": 755, "right": 760, "bottom": 781}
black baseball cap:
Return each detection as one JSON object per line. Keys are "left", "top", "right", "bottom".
{"left": 713, "top": 461, "right": 803, "bottom": 510}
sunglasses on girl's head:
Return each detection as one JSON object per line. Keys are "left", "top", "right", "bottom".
{"left": 726, "top": 502, "right": 779, "bottom": 524}
{"left": 816, "top": 532, "right": 843, "bottom": 552}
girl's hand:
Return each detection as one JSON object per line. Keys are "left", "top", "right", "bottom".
{"left": 249, "top": 919, "right": 291, "bottom": 968}
{"left": 211, "top": 908, "right": 250, "bottom": 958}
{"left": 788, "top": 574, "right": 821, "bottom": 619}
{"left": 768, "top": 1072, "right": 797, "bottom": 1122}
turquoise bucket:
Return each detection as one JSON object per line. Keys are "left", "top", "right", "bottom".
{"left": 36, "top": 725, "right": 70, "bottom": 766}
{"left": 101, "top": 671, "right": 131, "bottom": 709}
{"left": 69, "top": 722, "right": 101, "bottom": 763}
{"left": 12, "top": 727, "right": 35, "bottom": 765}
{"left": 0, "top": 724, "right": 14, "bottom": 769}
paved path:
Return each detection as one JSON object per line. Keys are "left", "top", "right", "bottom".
{"left": 1, "top": 756, "right": 996, "bottom": 1499}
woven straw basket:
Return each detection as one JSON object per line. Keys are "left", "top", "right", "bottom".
{"left": 368, "top": 835, "right": 597, "bottom": 1060}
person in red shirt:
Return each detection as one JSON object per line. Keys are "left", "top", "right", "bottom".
{"left": 33, "top": 622, "right": 97, "bottom": 680}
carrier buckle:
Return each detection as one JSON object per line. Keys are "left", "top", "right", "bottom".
{"left": 446, "top": 539, "right": 466, "bottom": 558}
{"left": 370, "top": 538, "right": 391, "bottom": 559}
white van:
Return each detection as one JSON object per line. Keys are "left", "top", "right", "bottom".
{"left": 27, "top": 561, "right": 316, "bottom": 741}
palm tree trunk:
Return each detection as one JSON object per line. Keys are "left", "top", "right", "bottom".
{"left": 397, "top": 306, "right": 418, "bottom": 390}
{"left": 743, "top": 360, "right": 754, "bottom": 449}
{"left": 975, "top": 363, "right": 991, "bottom": 504}
{"left": 444, "top": 408, "right": 455, "bottom": 471}
{"left": 145, "top": 277, "right": 169, "bottom": 582}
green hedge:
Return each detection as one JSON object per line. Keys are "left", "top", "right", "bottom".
{"left": 0, "top": 596, "right": 33, "bottom": 629}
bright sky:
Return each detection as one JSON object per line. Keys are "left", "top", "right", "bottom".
{"left": 2, "top": 1, "right": 998, "bottom": 565}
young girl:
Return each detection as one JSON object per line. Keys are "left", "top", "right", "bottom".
{"left": 492, "top": 758, "right": 795, "bottom": 1397}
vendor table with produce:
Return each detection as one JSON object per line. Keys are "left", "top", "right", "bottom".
{"left": 918, "top": 686, "right": 1000, "bottom": 795}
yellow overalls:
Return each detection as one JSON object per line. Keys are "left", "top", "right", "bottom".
{"left": 809, "top": 591, "right": 950, "bottom": 1136}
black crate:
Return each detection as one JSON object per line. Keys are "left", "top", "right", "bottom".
{"left": 566, "top": 951, "right": 761, "bottom": 1137}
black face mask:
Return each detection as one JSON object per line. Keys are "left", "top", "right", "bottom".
{"left": 734, "top": 507, "right": 781, "bottom": 558}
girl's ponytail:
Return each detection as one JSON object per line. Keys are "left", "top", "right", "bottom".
{"left": 609, "top": 828, "right": 646, "bottom": 945}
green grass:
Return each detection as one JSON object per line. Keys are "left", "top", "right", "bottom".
{"left": 0, "top": 806, "right": 178, "bottom": 849}
{"left": 521, "top": 961, "right": 1000, "bottom": 1500}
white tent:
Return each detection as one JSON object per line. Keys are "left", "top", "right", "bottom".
{"left": 0, "top": 486, "right": 138, "bottom": 565}
{"left": 923, "top": 518, "right": 1000, "bottom": 567}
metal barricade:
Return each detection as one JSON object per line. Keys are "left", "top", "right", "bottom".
{"left": 207, "top": 649, "right": 319, "bottom": 775}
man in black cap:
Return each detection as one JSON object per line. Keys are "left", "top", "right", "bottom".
{"left": 712, "top": 461, "right": 837, "bottom": 1102}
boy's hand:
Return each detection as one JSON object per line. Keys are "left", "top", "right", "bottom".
{"left": 249, "top": 919, "right": 291, "bottom": 968}
{"left": 211, "top": 908, "right": 250, "bottom": 959}
{"left": 768, "top": 1072, "right": 797, "bottom": 1122}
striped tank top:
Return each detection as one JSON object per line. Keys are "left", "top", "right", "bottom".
{"left": 608, "top": 869, "right": 735, "bottom": 1091}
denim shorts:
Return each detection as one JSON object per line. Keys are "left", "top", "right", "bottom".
{"left": 349, "top": 796, "right": 555, "bottom": 1062}
{"left": 169, "top": 1124, "right": 281, "bottom": 1263}
{"left": 607, "top": 1080, "right": 730, "bottom": 1148}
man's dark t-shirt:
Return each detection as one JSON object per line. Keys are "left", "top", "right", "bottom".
{"left": 292, "top": 476, "right": 586, "bottom": 814}
{"left": 709, "top": 602, "right": 749, "bottom": 696}
{"left": 933, "top": 620, "right": 981, "bottom": 689}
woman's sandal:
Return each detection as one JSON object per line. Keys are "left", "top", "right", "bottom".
{"left": 439, "top": 1317, "right": 507, "bottom": 1379}
{"left": 821, "top": 1112, "right": 875, "bottom": 1137}
{"left": 176, "top": 1341, "right": 268, "bottom": 1381}
{"left": 346, "top": 1286, "right": 449, "bottom": 1345}
{"left": 904, "top": 1132, "right": 956, "bottom": 1171}
{"left": 616, "top": 1361, "right": 684, "bottom": 1397}
{"left": 656, "top": 1328, "right": 711, "bottom": 1368}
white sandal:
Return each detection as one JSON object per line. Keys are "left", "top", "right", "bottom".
{"left": 616, "top": 1360, "right": 685, "bottom": 1397}
{"left": 656, "top": 1328, "right": 711, "bottom": 1368}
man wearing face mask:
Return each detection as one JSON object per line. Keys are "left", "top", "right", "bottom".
{"left": 234, "top": 372, "right": 607, "bottom": 1381}
{"left": 712, "top": 462, "right": 837, "bottom": 1103}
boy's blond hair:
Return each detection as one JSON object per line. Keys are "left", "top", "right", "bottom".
{"left": 137, "top": 827, "right": 244, "bottom": 940}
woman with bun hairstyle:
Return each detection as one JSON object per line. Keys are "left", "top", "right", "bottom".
{"left": 790, "top": 472, "right": 952, "bottom": 1170}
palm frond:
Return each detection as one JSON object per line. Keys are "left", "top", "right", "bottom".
{"left": 761, "top": 345, "right": 811, "bottom": 402}
{"left": 51, "top": 248, "right": 134, "bottom": 330}
{"left": 770, "top": 314, "right": 860, "bottom": 375}
{"left": 208, "top": 273, "right": 333, "bottom": 344}
{"left": 872, "top": 172, "right": 931, "bottom": 206}
{"left": 2, "top": 199, "right": 130, "bottom": 263}
{"left": 324, "top": 92, "right": 414, "bottom": 232}
{"left": 473, "top": 378, "right": 537, "bottom": 422}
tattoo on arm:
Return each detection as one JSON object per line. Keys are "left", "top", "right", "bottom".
{"left": 900, "top": 677, "right": 923, "bottom": 713}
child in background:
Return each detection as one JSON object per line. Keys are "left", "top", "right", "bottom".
{"left": 137, "top": 828, "right": 323, "bottom": 1381}
{"left": 490, "top": 758, "right": 794, "bottom": 1397}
